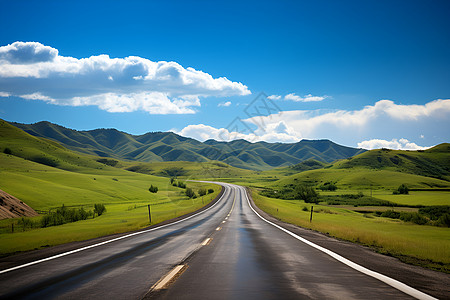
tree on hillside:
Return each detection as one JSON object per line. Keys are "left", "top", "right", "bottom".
{"left": 319, "top": 181, "right": 337, "bottom": 191}
{"left": 393, "top": 184, "right": 409, "bottom": 195}
{"left": 294, "top": 185, "right": 319, "bottom": 203}
{"left": 198, "top": 188, "right": 207, "bottom": 196}
{"left": 149, "top": 184, "right": 158, "bottom": 193}
{"left": 186, "top": 187, "right": 196, "bottom": 198}
{"left": 94, "top": 204, "right": 106, "bottom": 216}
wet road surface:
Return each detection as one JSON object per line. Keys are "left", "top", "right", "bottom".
{"left": 153, "top": 184, "right": 416, "bottom": 300}
{"left": 0, "top": 183, "right": 433, "bottom": 299}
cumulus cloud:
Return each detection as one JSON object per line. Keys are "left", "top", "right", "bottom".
{"left": 70, "top": 92, "right": 199, "bottom": 114}
{"left": 0, "top": 41, "right": 58, "bottom": 64}
{"left": 269, "top": 93, "right": 328, "bottom": 102}
{"left": 357, "top": 138, "right": 430, "bottom": 150}
{"left": 218, "top": 101, "right": 231, "bottom": 107}
{"left": 0, "top": 41, "right": 251, "bottom": 114}
{"left": 175, "top": 98, "right": 449, "bottom": 145}
{"left": 175, "top": 98, "right": 449, "bottom": 146}
{"left": 176, "top": 120, "right": 300, "bottom": 143}
{"left": 244, "top": 99, "right": 450, "bottom": 138}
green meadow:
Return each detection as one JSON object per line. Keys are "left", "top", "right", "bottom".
{"left": 0, "top": 153, "right": 219, "bottom": 255}
{"left": 251, "top": 190, "right": 450, "bottom": 272}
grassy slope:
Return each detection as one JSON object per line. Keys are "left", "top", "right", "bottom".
{"left": 252, "top": 190, "right": 450, "bottom": 272}
{"left": 334, "top": 145, "right": 450, "bottom": 181}
{"left": 0, "top": 153, "right": 220, "bottom": 254}
{"left": 269, "top": 144, "right": 450, "bottom": 191}
{"left": 120, "top": 160, "right": 257, "bottom": 179}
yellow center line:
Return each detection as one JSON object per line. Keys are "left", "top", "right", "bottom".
{"left": 152, "top": 265, "right": 185, "bottom": 290}
{"left": 201, "top": 238, "right": 212, "bottom": 246}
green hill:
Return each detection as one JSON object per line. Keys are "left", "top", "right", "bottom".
{"left": 12, "top": 120, "right": 366, "bottom": 170}
{"left": 0, "top": 119, "right": 255, "bottom": 180}
{"left": 271, "top": 145, "right": 450, "bottom": 190}
{"left": 0, "top": 120, "right": 106, "bottom": 172}
{"left": 334, "top": 145, "right": 450, "bottom": 181}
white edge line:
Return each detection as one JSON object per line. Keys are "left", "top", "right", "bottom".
{"left": 0, "top": 185, "right": 229, "bottom": 275}
{"left": 241, "top": 186, "right": 437, "bottom": 300}
{"left": 153, "top": 264, "right": 185, "bottom": 290}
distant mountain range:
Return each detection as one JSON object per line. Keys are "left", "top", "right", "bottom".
{"left": 12, "top": 121, "right": 366, "bottom": 170}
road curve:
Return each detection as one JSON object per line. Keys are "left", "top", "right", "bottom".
{"left": 0, "top": 183, "right": 439, "bottom": 299}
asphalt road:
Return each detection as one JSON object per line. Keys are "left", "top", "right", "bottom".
{"left": 0, "top": 183, "right": 439, "bottom": 299}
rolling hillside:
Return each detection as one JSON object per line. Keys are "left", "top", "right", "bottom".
{"left": 12, "top": 120, "right": 366, "bottom": 170}
{"left": 0, "top": 119, "right": 258, "bottom": 180}
{"left": 271, "top": 145, "right": 450, "bottom": 190}
{"left": 0, "top": 119, "right": 107, "bottom": 172}
{"left": 334, "top": 144, "right": 450, "bottom": 181}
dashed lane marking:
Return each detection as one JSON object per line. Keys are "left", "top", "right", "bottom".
{"left": 201, "top": 238, "right": 212, "bottom": 246}
{"left": 152, "top": 265, "right": 186, "bottom": 291}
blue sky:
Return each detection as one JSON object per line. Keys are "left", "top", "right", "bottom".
{"left": 0, "top": 0, "right": 449, "bottom": 149}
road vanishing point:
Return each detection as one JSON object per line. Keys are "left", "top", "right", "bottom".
{"left": 0, "top": 183, "right": 443, "bottom": 299}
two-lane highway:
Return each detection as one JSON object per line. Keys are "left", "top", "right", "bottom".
{"left": 153, "top": 184, "right": 426, "bottom": 300}
{"left": 0, "top": 183, "right": 436, "bottom": 299}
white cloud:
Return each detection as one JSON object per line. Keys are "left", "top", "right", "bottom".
{"left": 0, "top": 41, "right": 251, "bottom": 114}
{"left": 376, "top": 99, "right": 450, "bottom": 120}
{"left": 20, "top": 92, "right": 55, "bottom": 102}
{"left": 0, "top": 41, "right": 58, "bottom": 64}
{"left": 70, "top": 92, "right": 199, "bottom": 114}
{"left": 218, "top": 101, "right": 231, "bottom": 107}
{"left": 301, "top": 94, "right": 328, "bottom": 102}
{"left": 176, "top": 121, "right": 300, "bottom": 143}
{"left": 244, "top": 99, "right": 450, "bottom": 138}
{"left": 175, "top": 99, "right": 450, "bottom": 145}
{"left": 284, "top": 93, "right": 303, "bottom": 101}
{"left": 357, "top": 138, "right": 430, "bottom": 150}
{"left": 288, "top": 93, "right": 327, "bottom": 102}
{"left": 0, "top": 91, "right": 10, "bottom": 97}
{"left": 268, "top": 93, "right": 328, "bottom": 102}
{"left": 175, "top": 98, "right": 449, "bottom": 146}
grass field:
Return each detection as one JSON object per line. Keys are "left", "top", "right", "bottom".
{"left": 251, "top": 189, "right": 450, "bottom": 272}
{"left": 373, "top": 190, "right": 450, "bottom": 206}
{"left": 0, "top": 153, "right": 220, "bottom": 255}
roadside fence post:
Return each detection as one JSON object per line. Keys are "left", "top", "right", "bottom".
{"left": 148, "top": 204, "right": 152, "bottom": 224}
